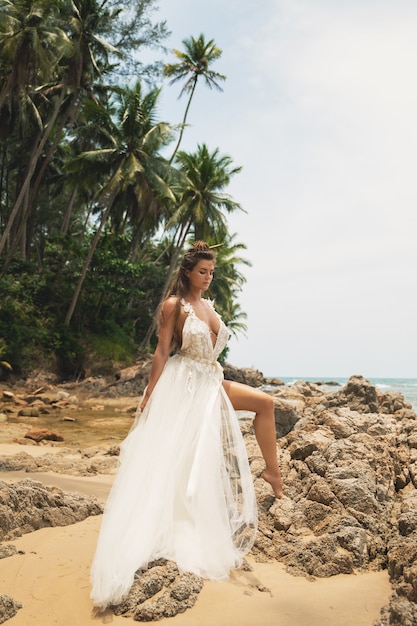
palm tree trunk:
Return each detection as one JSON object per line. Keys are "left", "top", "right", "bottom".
{"left": 64, "top": 185, "right": 119, "bottom": 326}
{"left": 0, "top": 73, "right": 14, "bottom": 112}
{"left": 78, "top": 191, "right": 99, "bottom": 243}
{"left": 0, "top": 134, "right": 41, "bottom": 268}
{"left": 61, "top": 185, "right": 78, "bottom": 235}
{"left": 0, "top": 143, "right": 8, "bottom": 233}
{"left": 168, "top": 78, "right": 197, "bottom": 164}
{"left": 0, "top": 87, "right": 66, "bottom": 258}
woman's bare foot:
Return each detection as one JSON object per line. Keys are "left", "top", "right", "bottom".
{"left": 262, "top": 469, "right": 284, "bottom": 499}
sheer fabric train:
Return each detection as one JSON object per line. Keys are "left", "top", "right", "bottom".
{"left": 90, "top": 299, "right": 258, "bottom": 610}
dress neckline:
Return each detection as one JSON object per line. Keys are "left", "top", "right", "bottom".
{"left": 180, "top": 298, "right": 220, "bottom": 350}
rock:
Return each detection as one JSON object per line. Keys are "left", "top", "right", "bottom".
{"left": 223, "top": 363, "right": 265, "bottom": 387}
{"left": 97, "top": 359, "right": 152, "bottom": 397}
{"left": 0, "top": 479, "right": 102, "bottom": 540}
{"left": 18, "top": 407, "right": 39, "bottom": 417}
{"left": 24, "top": 429, "right": 64, "bottom": 443}
{"left": 0, "top": 544, "right": 18, "bottom": 559}
{"left": 269, "top": 497, "right": 295, "bottom": 531}
{"left": 290, "top": 380, "right": 325, "bottom": 397}
{"left": 112, "top": 560, "right": 203, "bottom": 621}
{"left": 2, "top": 391, "right": 14, "bottom": 402}
{"left": 56, "top": 390, "right": 70, "bottom": 400}
{"left": 0, "top": 448, "right": 118, "bottom": 476}
{"left": 285, "top": 535, "right": 354, "bottom": 577}
{"left": 326, "top": 375, "right": 379, "bottom": 412}
{"left": 314, "top": 381, "right": 341, "bottom": 387}
{"left": 306, "top": 478, "right": 336, "bottom": 506}
{"left": 273, "top": 398, "right": 304, "bottom": 438}
{"left": 377, "top": 597, "right": 417, "bottom": 626}
{"left": 0, "top": 595, "right": 22, "bottom": 624}
{"left": 325, "top": 375, "right": 411, "bottom": 416}
{"left": 265, "top": 377, "right": 285, "bottom": 386}
{"left": 287, "top": 429, "right": 333, "bottom": 461}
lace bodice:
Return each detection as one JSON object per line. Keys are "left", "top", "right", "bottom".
{"left": 179, "top": 299, "right": 229, "bottom": 362}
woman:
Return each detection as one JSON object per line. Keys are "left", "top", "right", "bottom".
{"left": 90, "top": 241, "right": 283, "bottom": 611}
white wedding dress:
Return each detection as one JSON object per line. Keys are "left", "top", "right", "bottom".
{"left": 90, "top": 299, "right": 258, "bottom": 610}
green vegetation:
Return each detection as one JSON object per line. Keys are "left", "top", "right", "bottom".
{"left": 0, "top": 1, "right": 250, "bottom": 378}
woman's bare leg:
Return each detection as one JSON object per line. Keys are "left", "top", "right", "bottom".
{"left": 223, "top": 380, "right": 283, "bottom": 498}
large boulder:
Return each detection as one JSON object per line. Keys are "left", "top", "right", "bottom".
{"left": 0, "top": 595, "right": 22, "bottom": 624}
{"left": 0, "top": 447, "right": 119, "bottom": 477}
{"left": 0, "top": 479, "right": 102, "bottom": 540}
{"left": 223, "top": 363, "right": 265, "bottom": 387}
{"left": 112, "top": 560, "right": 203, "bottom": 621}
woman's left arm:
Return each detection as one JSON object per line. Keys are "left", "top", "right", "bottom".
{"left": 140, "top": 298, "right": 178, "bottom": 411}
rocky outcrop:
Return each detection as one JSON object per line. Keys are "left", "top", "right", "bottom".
{"left": 0, "top": 479, "right": 102, "bottom": 541}
{"left": 98, "top": 357, "right": 153, "bottom": 397}
{"left": 0, "top": 544, "right": 18, "bottom": 559}
{"left": 223, "top": 363, "right": 266, "bottom": 387}
{"left": 242, "top": 375, "right": 417, "bottom": 626}
{"left": 0, "top": 446, "right": 119, "bottom": 476}
{"left": 112, "top": 559, "right": 203, "bottom": 621}
{"left": 0, "top": 595, "right": 22, "bottom": 624}
{"left": 0, "top": 387, "right": 79, "bottom": 435}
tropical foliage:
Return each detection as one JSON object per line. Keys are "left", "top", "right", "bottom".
{"left": 0, "top": 0, "right": 250, "bottom": 378}
{"left": 163, "top": 33, "right": 226, "bottom": 162}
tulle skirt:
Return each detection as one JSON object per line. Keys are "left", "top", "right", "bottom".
{"left": 90, "top": 354, "right": 258, "bottom": 610}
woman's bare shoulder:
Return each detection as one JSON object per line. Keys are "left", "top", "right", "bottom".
{"left": 162, "top": 296, "right": 180, "bottom": 317}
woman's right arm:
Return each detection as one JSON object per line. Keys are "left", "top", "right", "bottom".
{"left": 140, "top": 298, "right": 178, "bottom": 411}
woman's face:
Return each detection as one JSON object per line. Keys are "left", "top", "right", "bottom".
{"left": 186, "top": 259, "right": 215, "bottom": 292}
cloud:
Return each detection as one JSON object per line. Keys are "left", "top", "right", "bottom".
{"left": 156, "top": 0, "right": 417, "bottom": 376}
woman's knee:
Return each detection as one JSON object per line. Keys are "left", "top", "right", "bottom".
{"left": 242, "top": 386, "right": 275, "bottom": 415}
{"left": 259, "top": 391, "right": 275, "bottom": 413}
{"left": 223, "top": 380, "right": 275, "bottom": 414}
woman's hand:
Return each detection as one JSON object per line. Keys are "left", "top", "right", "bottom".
{"left": 140, "top": 393, "right": 150, "bottom": 412}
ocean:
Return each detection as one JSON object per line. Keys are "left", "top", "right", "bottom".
{"left": 276, "top": 377, "right": 417, "bottom": 413}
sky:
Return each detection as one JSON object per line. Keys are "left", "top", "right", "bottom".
{"left": 148, "top": 0, "right": 417, "bottom": 378}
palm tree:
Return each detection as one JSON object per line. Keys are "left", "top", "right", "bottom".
{"left": 0, "top": 0, "right": 71, "bottom": 111}
{"left": 0, "top": 0, "right": 72, "bottom": 259}
{"left": 0, "top": 0, "right": 124, "bottom": 263}
{"left": 207, "top": 233, "right": 251, "bottom": 336}
{"left": 163, "top": 34, "right": 226, "bottom": 163}
{"left": 140, "top": 144, "right": 243, "bottom": 348}
{"left": 64, "top": 81, "right": 178, "bottom": 325}
{"left": 172, "top": 143, "right": 242, "bottom": 241}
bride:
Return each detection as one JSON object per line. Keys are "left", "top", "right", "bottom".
{"left": 90, "top": 241, "right": 283, "bottom": 610}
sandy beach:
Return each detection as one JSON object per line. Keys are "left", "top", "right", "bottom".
{"left": 0, "top": 455, "right": 391, "bottom": 626}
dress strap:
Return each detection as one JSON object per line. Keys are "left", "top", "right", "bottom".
{"left": 180, "top": 298, "right": 194, "bottom": 315}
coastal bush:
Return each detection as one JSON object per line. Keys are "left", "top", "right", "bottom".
{"left": 0, "top": 240, "right": 168, "bottom": 378}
